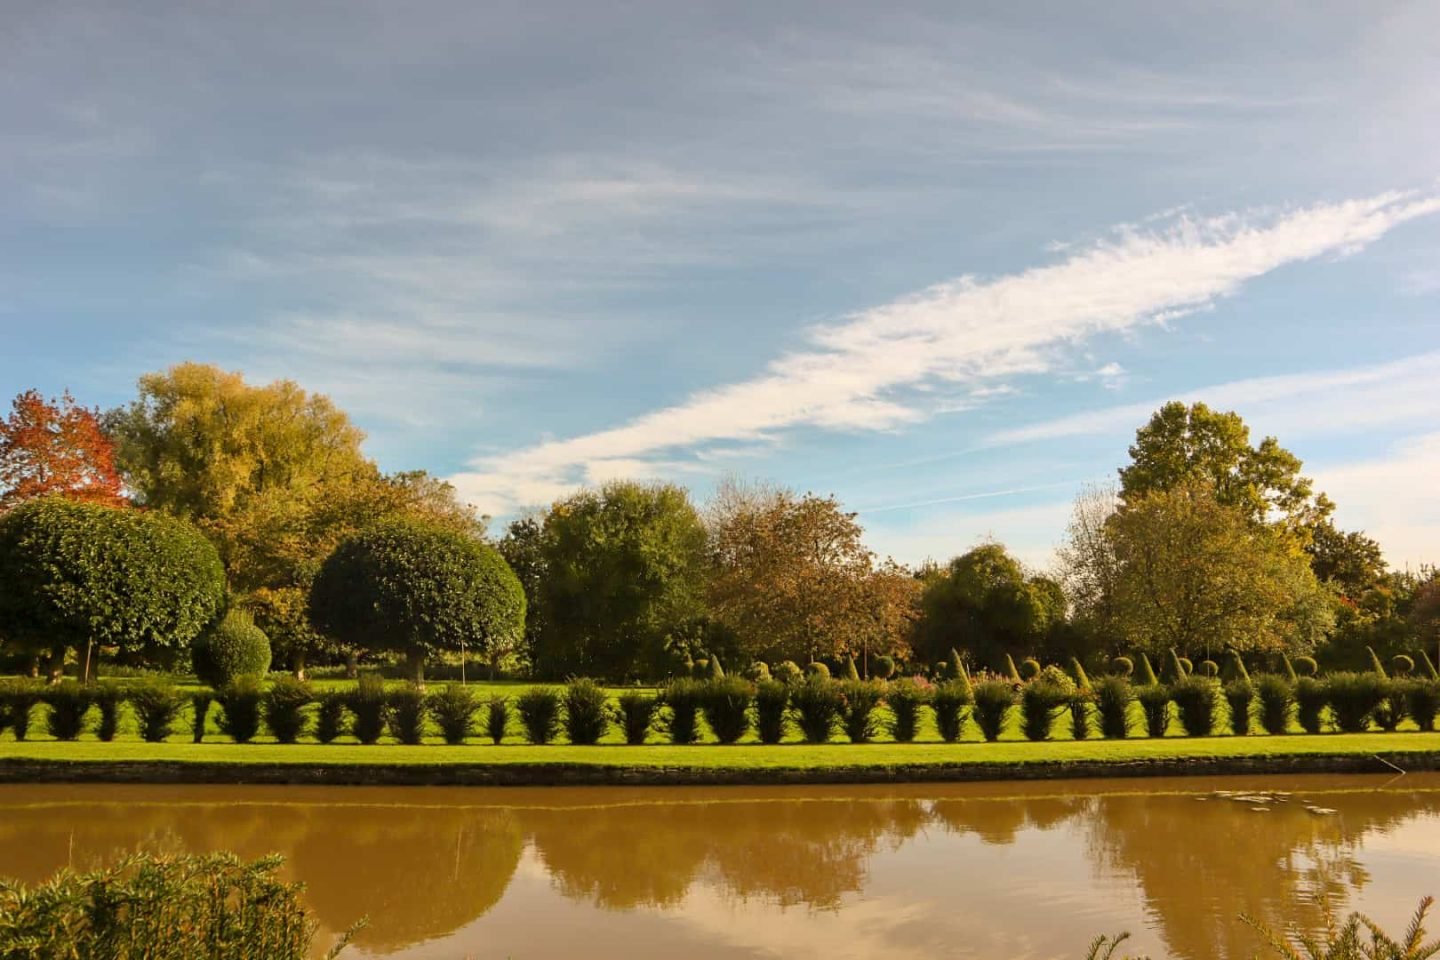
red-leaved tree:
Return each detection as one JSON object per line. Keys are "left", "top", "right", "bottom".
{"left": 0, "top": 390, "right": 126, "bottom": 511}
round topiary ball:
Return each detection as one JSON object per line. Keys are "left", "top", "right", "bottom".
{"left": 192, "top": 609, "right": 272, "bottom": 687}
{"left": 874, "top": 655, "right": 897, "bottom": 680}
{"left": 1037, "top": 664, "right": 1076, "bottom": 694}
{"left": 745, "top": 661, "right": 771, "bottom": 682}
{"left": 773, "top": 660, "right": 802, "bottom": 684}
{"left": 1020, "top": 658, "right": 1041, "bottom": 681}
{"left": 805, "top": 661, "right": 831, "bottom": 680}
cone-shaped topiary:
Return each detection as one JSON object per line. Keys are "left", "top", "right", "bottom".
{"left": 708, "top": 655, "right": 726, "bottom": 680}
{"left": 1221, "top": 649, "right": 1251, "bottom": 684}
{"left": 1070, "top": 658, "right": 1092, "bottom": 692}
{"left": 1109, "top": 656, "right": 1134, "bottom": 678}
{"left": 1179, "top": 657, "right": 1194, "bottom": 676}
{"left": 1366, "top": 646, "right": 1388, "bottom": 679}
{"left": 192, "top": 609, "right": 271, "bottom": 688}
{"left": 1137, "top": 652, "right": 1160, "bottom": 686}
{"left": 1005, "top": 654, "right": 1023, "bottom": 683}
{"left": 1281, "top": 653, "right": 1299, "bottom": 682}
{"left": 949, "top": 648, "right": 965, "bottom": 680}
{"left": 1421, "top": 650, "right": 1440, "bottom": 681}
{"left": 957, "top": 661, "right": 975, "bottom": 701}
{"left": 1166, "top": 649, "right": 1187, "bottom": 684}
{"left": 843, "top": 655, "right": 860, "bottom": 681}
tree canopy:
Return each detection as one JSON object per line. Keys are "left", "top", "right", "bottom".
{"left": 912, "top": 543, "right": 1060, "bottom": 671}
{"left": 0, "top": 390, "right": 125, "bottom": 511}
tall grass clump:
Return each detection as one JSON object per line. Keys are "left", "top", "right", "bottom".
{"left": 427, "top": 684, "right": 479, "bottom": 745}
{"left": 42, "top": 682, "right": 92, "bottom": 741}
{"left": 701, "top": 677, "right": 754, "bottom": 744}
{"left": 385, "top": 683, "right": 425, "bottom": 744}
{"left": 216, "top": 678, "right": 264, "bottom": 744}
{"left": 315, "top": 689, "right": 348, "bottom": 744}
{"left": 1327, "top": 672, "right": 1386, "bottom": 733}
{"left": 190, "top": 690, "right": 213, "bottom": 743}
{"left": 1019, "top": 679, "right": 1069, "bottom": 741}
{"left": 1294, "top": 676, "right": 1328, "bottom": 734}
{"left": 1136, "top": 684, "right": 1172, "bottom": 738}
{"left": 1094, "top": 677, "right": 1132, "bottom": 739}
{"left": 616, "top": 689, "right": 658, "bottom": 745}
{"left": 264, "top": 677, "right": 314, "bottom": 744}
{"left": 972, "top": 680, "right": 1015, "bottom": 742}
{"left": 349, "top": 674, "right": 388, "bottom": 744}
{"left": 932, "top": 680, "right": 972, "bottom": 742}
{"left": 755, "top": 680, "right": 789, "bottom": 744}
{"left": 129, "top": 680, "right": 184, "bottom": 743}
{"left": 791, "top": 677, "right": 842, "bottom": 743}
{"left": 838, "top": 680, "right": 884, "bottom": 743}
{"left": 1, "top": 679, "right": 43, "bottom": 741}
{"left": 1224, "top": 679, "right": 1254, "bottom": 735}
{"left": 1406, "top": 679, "right": 1440, "bottom": 732}
{"left": 517, "top": 687, "right": 562, "bottom": 744}
{"left": 484, "top": 696, "right": 510, "bottom": 744}
{"left": 885, "top": 678, "right": 931, "bottom": 743}
{"left": 1169, "top": 676, "right": 1218, "bottom": 736}
{"left": 563, "top": 678, "right": 611, "bottom": 745}
{"left": 1255, "top": 674, "right": 1295, "bottom": 734}
{"left": 660, "top": 678, "right": 705, "bottom": 745}
{"left": 94, "top": 682, "right": 125, "bottom": 742}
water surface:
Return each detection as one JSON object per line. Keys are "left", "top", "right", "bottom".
{"left": 1, "top": 774, "right": 1437, "bottom": 959}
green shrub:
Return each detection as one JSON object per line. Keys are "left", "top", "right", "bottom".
{"left": 1224, "top": 680, "right": 1254, "bottom": 736}
{"left": 1136, "top": 684, "right": 1172, "bottom": 738}
{"left": 1094, "top": 677, "right": 1132, "bottom": 739}
{"left": 1222, "top": 649, "right": 1251, "bottom": 684}
{"left": 484, "top": 696, "right": 510, "bottom": 744}
{"left": 745, "top": 661, "right": 771, "bottom": 682}
{"left": 1178, "top": 656, "right": 1194, "bottom": 676}
{"left": 1198, "top": 659, "right": 1219, "bottom": 678}
{"left": 1069, "top": 691, "right": 1092, "bottom": 740}
{"left": 932, "top": 680, "right": 972, "bottom": 743}
{"left": 948, "top": 648, "right": 965, "bottom": 681}
{"left": 1406, "top": 680, "right": 1440, "bottom": 732}
{"left": 616, "top": 690, "right": 658, "bottom": 745}
{"left": 94, "top": 682, "right": 124, "bottom": 742}
{"left": 191, "top": 609, "right": 272, "bottom": 688}
{"left": 1137, "top": 653, "right": 1160, "bottom": 686}
{"left": 1166, "top": 649, "right": 1188, "bottom": 683}
{"left": 1005, "top": 654, "right": 1023, "bottom": 683}
{"left": 1392, "top": 654, "right": 1416, "bottom": 677}
{"left": 427, "top": 684, "right": 479, "bottom": 745}
{"left": 773, "top": 660, "right": 802, "bottom": 684}
{"left": 885, "top": 678, "right": 931, "bottom": 743}
{"left": 805, "top": 662, "right": 831, "bottom": 680}
{"left": 42, "top": 682, "right": 92, "bottom": 741}
{"left": 701, "top": 677, "right": 754, "bottom": 744}
{"left": 129, "top": 680, "right": 184, "bottom": 743}
{"left": 1421, "top": 650, "right": 1440, "bottom": 680}
{"left": 349, "top": 674, "right": 388, "bottom": 744}
{"left": 841, "top": 655, "right": 861, "bottom": 681}
{"left": 385, "top": 684, "right": 425, "bottom": 744}
{"left": 707, "top": 655, "right": 726, "bottom": 680}
{"left": 755, "top": 680, "right": 789, "bottom": 744}
{"left": 1255, "top": 674, "right": 1294, "bottom": 734}
{"left": 216, "top": 678, "right": 264, "bottom": 743}
{"left": 0, "top": 679, "right": 42, "bottom": 741}
{"left": 660, "top": 678, "right": 704, "bottom": 744}
{"left": 1367, "top": 646, "right": 1389, "bottom": 678}
{"left": 1375, "top": 679, "right": 1408, "bottom": 733}
{"left": 1170, "top": 676, "right": 1218, "bottom": 736}
{"left": 1293, "top": 655, "right": 1319, "bottom": 677}
{"left": 874, "top": 655, "right": 897, "bottom": 680}
{"left": 264, "top": 677, "right": 314, "bottom": 744}
{"left": 190, "top": 691, "right": 212, "bottom": 743}
{"left": 1019, "top": 657, "right": 1041, "bottom": 681}
{"left": 1019, "top": 680, "right": 1068, "bottom": 741}
{"left": 1295, "top": 676, "right": 1328, "bottom": 734}
{"left": 838, "top": 680, "right": 884, "bottom": 743}
{"left": 563, "top": 678, "right": 610, "bottom": 745}
{"left": 972, "top": 680, "right": 1015, "bottom": 741}
{"left": 315, "top": 689, "right": 348, "bottom": 744}
{"left": 1109, "top": 656, "right": 1134, "bottom": 678}
{"left": 1070, "top": 658, "right": 1092, "bottom": 691}
{"left": 790, "top": 677, "right": 841, "bottom": 743}
{"left": 1282, "top": 653, "right": 1299, "bottom": 682}
{"left": 1327, "top": 672, "right": 1386, "bottom": 733}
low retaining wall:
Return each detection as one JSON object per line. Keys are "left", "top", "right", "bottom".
{"left": 1, "top": 751, "right": 1435, "bottom": 787}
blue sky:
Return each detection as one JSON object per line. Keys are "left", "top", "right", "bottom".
{"left": 4, "top": 1, "right": 1439, "bottom": 569}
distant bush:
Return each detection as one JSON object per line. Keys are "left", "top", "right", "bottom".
{"left": 745, "top": 661, "right": 771, "bottom": 682}
{"left": 1135, "top": 685, "right": 1172, "bottom": 738}
{"left": 773, "top": 660, "right": 802, "bottom": 684}
{"left": 1019, "top": 680, "right": 1068, "bottom": 741}
{"left": 94, "top": 682, "right": 124, "bottom": 742}
{"left": 755, "top": 680, "right": 789, "bottom": 744}
{"left": 1069, "top": 658, "right": 1092, "bottom": 691}
{"left": 484, "top": 696, "right": 510, "bottom": 744}
{"left": 1375, "top": 679, "right": 1408, "bottom": 733}
{"left": 791, "top": 677, "right": 842, "bottom": 743}
{"left": 42, "top": 682, "right": 92, "bottom": 741}
{"left": 1294, "top": 676, "right": 1328, "bottom": 734}
{"left": 660, "top": 678, "right": 704, "bottom": 745}
{"left": 1170, "top": 676, "right": 1218, "bottom": 737}
{"left": 192, "top": 609, "right": 272, "bottom": 688}
{"left": 1327, "top": 672, "right": 1386, "bottom": 733}
{"left": 427, "top": 684, "right": 479, "bottom": 745}
{"left": 874, "top": 655, "right": 897, "bottom": 680}
{"left": 190, "top": 691, "right": 212, "bottom": 743}
{"left": 349, "top": 675, "right": 388, "bottom": 744}
{"left": 216, "top": 678, "right": 264, "bottom": 744}
{"left": 616, "top": 690, "right": 658, "bottom": 745}
{"left": 264, "top": 677, "right": 314, "bottom": 744}
{"left": 932, "top": 680, "right": 972, "bottom": 743}
{"left": 805, "top": 662, "right": 831, "bottom": 680}
{"left": 315, "top": 689, "right": 348, "bottom": 744}
{"left": 838, "top": 680, "right": 884, "bottom": 743}
{"left": 563, "top": 678, "right": 610, "bottom": 745}
{"left": 1224, "top": 680, "right": 1254, "bottom": 736}
{"left": 701, "top": 677, "right": 754, "bottom": 744}
{"left": 972, "top": 680, "right": 1015, "bottom": 742}
{"left": 885, "top": 678, "right": 931, "bottom": 743}
{"left": 1095, "top": 677, "right": 1131, "bottom": 739}
{"left": 1254, "top": 674, "right": 1294, "bottom": 734}
{"left": 1406, "top": 680, "right": 1440, "bottom": 732}
{"left": 129, "top": 680, "right": 184, "bottom": 743}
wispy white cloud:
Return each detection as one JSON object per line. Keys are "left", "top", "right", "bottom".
{"left": 449, "top": 190, "right": 1440, "bottom": 515}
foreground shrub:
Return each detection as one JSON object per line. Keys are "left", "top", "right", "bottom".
{"left": 42, "top": 682, "right": 92, "bottom": 741}
{"left": 0, "top": 852, "right": 358, "bottom": 960}
{"left": 386, "top": 684, "right": 426, "bottom": 744}
{"left": 190, "top": 690, "right": 213, "bottom": 743}
{"left": 1136, "top": 685, "right": 1172, "bottom": 738}
{"left": 1069, "top": 691, "right": 1093, "bottom": 740}
{"left": 932, "top": 680, "right": 972, "bottom": 742}
{"left": 129, "top": 680, "right": 184, "bottom": 743}
{"left": 702, "top": 677, "right": 754, "bottom": 744}
{"left": 1224, "top": 680, "right": 1254, "bottom": 736}
{"left": 191, "top": 608, "right": 272, "bottom": 688}
{"left": 1170, "top": 676, "right": 1219, "bottom": 737}
{"left": 315, "top": 689, "right": 348, "bottom": 744}
{"left": 791, "top": 677, "right": 842, "bottom": 743}
{"left": 838, "top": 680, "right": 884, "bottom": 743}
{"left": 1255, "top": 674, "right": 1295, "bottom": 734}
{"left": 755, "top": 680, "right": 789, "bottom": 744}
{"left": 1243, "top": 894, "right": 1439, "bottom": 960}
{"left": 1407, "top": 680, "right": 1440, "bottom": 732}
{"left": 972, "top": 680, "right": 1015, "bottom": 742}
{"left": 564, "top": 678, "right": 611, "bottom": 745}
{"left": 1094, "top": 677, "right": 1132, "bottom": 739}
{"left": 484, "top": 696, "right": 510, "bottom": 744}
{"left": 517, "top": 687, "right": 562, "bottom": 744}
{"left": 0, "top": 679, "right": 43, "bottom": 741}
{"left": 349, "top": 675, "right": 388, "bottom": 745}
{"left": 660, "top": 678, "right": 705, "bottom": 745}
{"left": 616, "top": 690, "right": 658, "bottom": 745}
{"left": 264, "top": 677, "right": 314, "bottom": 744}
{"left": 216, "top": 678, "right": 264, "bottom": 744}
{"left": 94, "top": 682, "right": 125, "bottom": 742}
{"left": 1019, "top": 680, "right": 1069, "bottom": 741}
{"left": 885, "top": 678, "right": 931, "bottom": 743}
{"left": 1295, "top": 676, "right": 1328, "bottom": 734}
{"left": 427, "top": 684, "right": 479, "bottom": 744}
{"left": 1327, "top": 672, "right": 1387, "bottom": 733}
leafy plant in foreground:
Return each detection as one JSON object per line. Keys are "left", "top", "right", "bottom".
{"left": 217, "top": 677, "right": 264, "bottom": 744}
{"left": 616, "top": 689, "right": 658, "bottom": 745}
{"left": 790, "top": 677, "right": 842, "bottom": 744}
{"left": 885, "top": 678, "right": 931, "bottom": 743}
{"left": 701, "top": 677, "right": 754, "bottom": 744}
{"left": 838, "top": 680, "right": 884, "bottom": 743}
{"left": 129, "top": 680, "right": 184, "bottom": 743}
{"left": 563, "top": 678, "right": 611, "bottom": 745}
{"left": 1094, "top": 677, "right": 1132, "bottom": 739}
{"left": 932, "top": 680, "right": 972, "bottom": 743}
{"left": 972, "top": 680, "right": 1015, "bottom": 742}
{"left": 517, "top": 687, "right": 562, "bottom": 745}
{"left": 755, "top": 680, "right": 790, "bottom": 744}
{"left": 264, "top": 676, "right": 314, "bottom": 744}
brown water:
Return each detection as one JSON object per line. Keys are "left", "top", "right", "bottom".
{"left": 1, "top": 775, "right": 1438, "bottom": 959}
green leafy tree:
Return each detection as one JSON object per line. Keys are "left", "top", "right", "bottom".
{"left": 912, "top": 543, "right": 1061, "bottom": 671}
{"left": 0, "top": 498, "right": 225, "bottom": 680}
{"left": 1306, "top": 520, "right": 1386, "bottom": 599}
{"left": 308, "top": 518, "right": 525, "bottom": 682}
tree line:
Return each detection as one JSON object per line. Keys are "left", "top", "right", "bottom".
{"left": 0, "top": 363, "right": 1436, "bottom": 682}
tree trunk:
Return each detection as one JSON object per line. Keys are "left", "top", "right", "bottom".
{"left": 292, "top": 650, "right": 307, "bottom": 682}
{"left": 344, "top": 651, "right": 358, "bottom": 679}
{"left": 407, "top": 649, "right": 426, "bottom": 688}
{"left": 82, "top": 641, "right": 96, "bottom": 684}
{"left": 45, "top": 648, "right": 66, "bottom": 684}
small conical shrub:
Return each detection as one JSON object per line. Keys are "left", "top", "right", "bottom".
{"left": 1282, "top": 653, "right": 1299, "bottom": 683}
{"left": 1070, "top": 658, "right": 1092, "bottom": 692}
{"left": 1137, "top": 653, "right": 1160, "bottom": 686}
{"left": 1221, "top": 650, "right": 1251, "bottom": 684}
{"left": 1004, "top": 654, "right": 1023, "bottom": 683}
{"left": 1420, "top": 650, "right": 1440, "bottom": 681}
{"left": 948, "top": 648, "right": 965, "bottom": 681}
{"left": 1367, "top": 647, "right": 1389, "bottom": 679}
{"left": 1166, "top": 649, "right": 1187, "bottom": 684}
{"left": 842, "top": 655, "right": 860, "bottom": 682}
{"left": 708, "top": 656, "right": 726, "bottom": 680}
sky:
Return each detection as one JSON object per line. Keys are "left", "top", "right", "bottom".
{"left": 4, "top": 1, "right": 1439, "bottom": 570}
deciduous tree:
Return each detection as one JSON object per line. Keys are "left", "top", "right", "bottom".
{"left": 0, "top": 390, "right": 125, "bottom": 511}
{"left": 911, "top": 543, "right": 1060, "bottom": 671}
